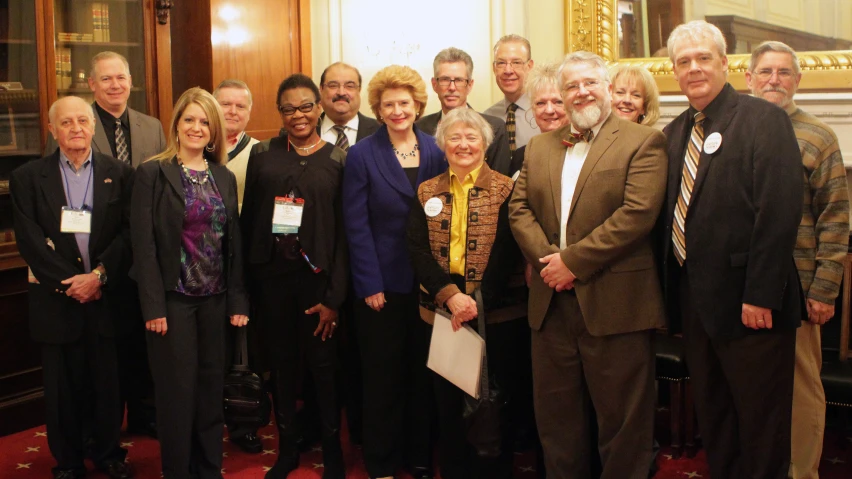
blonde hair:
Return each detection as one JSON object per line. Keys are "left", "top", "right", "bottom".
{"left": 609, "top": 64, "right": 661, "bottom": 127}
{"left": 434, "top": 108, "right": 494, "bottom": 153}
{"left": 149, "top": 87, "right": 227, "bottom": 165}
{"left": 367, "top": 65, "right": 428, "bottom": 123}
{"left": 525, "top": 62, "right": 561, "bottom": 100}
{"left": 667, "top": 20, "right": 727, "bottom": 62}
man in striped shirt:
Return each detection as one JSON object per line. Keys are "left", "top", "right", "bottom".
{"left": 747, "top": 41, "right": 850, "bottom": 479}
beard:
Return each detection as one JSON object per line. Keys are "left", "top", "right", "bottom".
{"left": 759, "top": 86, "right": 792, "bottom": 108}
{"left": 569, "top": 96, "right": 610, "bottom": 130}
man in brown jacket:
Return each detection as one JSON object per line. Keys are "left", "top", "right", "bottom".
{"left": 509, "top": 51, "right": 667, "bottom": 479}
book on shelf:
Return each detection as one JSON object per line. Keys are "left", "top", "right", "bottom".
{"left": 58, "top": 32, "right": 94, "bottom": 43}
{"left": 103, "top": 3, "right": 110, "bottom": 42}
{"left": 61, "top": 48, "right": 72, "bottom": 89}
{"left": 55, "top": 50, "right": 61, "bottom": 89}
{"left": 92, "top": 3, "right": 110, "bottom": 42}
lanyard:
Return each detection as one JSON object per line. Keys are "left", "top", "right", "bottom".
{"left": 60, "top": 160, "right": 93, "bottom": 211}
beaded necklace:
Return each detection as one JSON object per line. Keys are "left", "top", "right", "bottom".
{"left": 178, "top": 157, "right": 210, "bottom": 185}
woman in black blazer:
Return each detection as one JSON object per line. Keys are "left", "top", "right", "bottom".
{"left": 131, "top": 87, "right": 249, "bottom": 479}
{"left": 239, "top": 74, "right": 347, "bottom": 479}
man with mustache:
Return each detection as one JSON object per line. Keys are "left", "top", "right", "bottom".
{"left": 660, "top": 21, "right": 804, "bottom": 479}
{"left": 317, "top": 62, "right": 380, "bottom": 150}
{"left": 509, "top": 51, "right": 667, "bottom": 479}
{"left": 746, "top": 41, "right": 849, "bottom": 479}
{"left": 417, "top": 47, "right": 512, "bottom": 175}
{"left": 484, "top": 34, "right": 538, "bottom": 153}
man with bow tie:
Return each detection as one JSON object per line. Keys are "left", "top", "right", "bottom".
{"left": 11, "top": 96, "right": 134, "bottom": 479}
{"left": 509, "top": 51, "right": 667, "bottom": 479}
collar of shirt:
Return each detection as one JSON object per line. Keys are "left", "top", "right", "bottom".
{"left": 227, "top": 131, "right": 246, "bottom": 153}
{"left": 321, "top": 113, "right": 359, "bottom": 137}
{"left": 59, "top": 149, "right": 93, "bottom": 174}
{"left": 783, "top": 100, "right": 799, "bottom": 117}
{"left": 688, "top": 82, "right": 735, "bottom": 127}
{"left": 95, "top": 101, "right": 129, "bottom": 128}
{"left": 499, "top": 94, "right": 531, "bottom": 113}
{"left": 449, "top": 163, "right": 483, "bottom": 187}
{"left": 570, "top": 109, "right": 609, "bottom": 143}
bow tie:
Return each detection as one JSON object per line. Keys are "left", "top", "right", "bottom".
{"left": 562, "top": 130, "right": 594, "bottom": 148}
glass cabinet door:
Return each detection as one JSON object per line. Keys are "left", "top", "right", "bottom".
{"left": 52, "top": 0, "right": 148, "bottom": 114}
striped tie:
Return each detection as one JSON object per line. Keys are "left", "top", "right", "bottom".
{"left": 115, "top": 119, "right": 129, "bottom": 163}
{"left": 506, "top": 103, "right": 519, "bottom": 152}
{"left": 671, "top": 112, "right": 706, "bottom": 266}
{"left": 332, "top": 125, "right": 349, "bottom": 151}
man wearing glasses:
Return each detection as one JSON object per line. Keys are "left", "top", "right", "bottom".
{"left": 484, "top": 34, "right": 537, "bottom": 152}
{"left": 510, "top": 51, "right": 667, "bottom": 478}
{"left": 317, "top": 62, "right": 380, "bottom": 151}
{"left": 746, "top": 41, "right": 849, "bottom": 479}
{"left": 417, "top": 47, "right": 512, "bottom": 175}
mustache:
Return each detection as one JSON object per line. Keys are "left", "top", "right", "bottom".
{"left": 762, "top": 86, "right": 788, "bottom": 94}
{"left": 332, "top": 94, "right": 350, "bottom": 102}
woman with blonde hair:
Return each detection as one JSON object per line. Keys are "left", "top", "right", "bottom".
{"left": 609, "top": 64, "right": 661, "bottom": 126}
{"left": 131, "top": 87, "right": 249, "bottom": 479}
{"left": 342, "top": 65, "right": 446, "bottom": 479}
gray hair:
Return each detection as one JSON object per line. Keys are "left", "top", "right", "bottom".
{"left": 433, "top": 47, "right": 474, "bottom": 79}
{"left": 667, "top": 20, "right": 727, "bottom": 62}
{"left": 525, "top": 62, "right": 561, "bottom": 99}
{"left": 48, "top": 96, "right": 96, "bottom": 125}
{"left": 213, "top": 79, "right": 254, "bottom": 108}
{"left": 748, "top": 41, "right": 801, "bottom": 75}
{"left": 493, "top": 34, "right": 532, "bottom": 60}
{"left": 434, "top": 108, "right": 494, "bottom": 153}
{"left": 557, "top": 51, "right": 610, "bottom": 87}
{"left": 89, "top": 51, "right": 130, "bottom": 79}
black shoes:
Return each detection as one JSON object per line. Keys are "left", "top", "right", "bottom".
{"left": 264, "top": 454, "right": 299, "bottom": 479}
{"left": 231, "top": 431, "right": 263, "bottom": 454}
{"left": 53, "top": 469, "right": 85, "bottom": 479}
{"left": 99, "top": 461, "right": 134, "bottom": 479}
{"left": 409, "top": 468, "right": 435, "bottom": 479}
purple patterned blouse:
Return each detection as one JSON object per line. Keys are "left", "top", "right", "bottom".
{"left": 176, "top": 166, "right": 227, "bottom": 296}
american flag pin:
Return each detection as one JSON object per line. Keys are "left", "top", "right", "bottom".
{"left": 104, "top": 178, "right": 113, "bottom": 183}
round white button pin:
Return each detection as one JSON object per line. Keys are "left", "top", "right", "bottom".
{"left": 704, "top": 132, "right": 722, "bottom": 154}
{"left": 424, "top": 197, "right": 443, "bottom": 217}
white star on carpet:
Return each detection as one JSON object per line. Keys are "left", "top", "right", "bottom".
{"left": 34, "top": 432, "right": 47, "bottom": 437}
{"left": 682, "top": 472, "right": 702, "bottom": 478}
{"left": 519, "top": 466, "right": 535, "bottom": 472}
{"left": 222, "top": 452, "right": 228, "bottom": 458}
{"left": 223, "top": 437, "right": 229, "bottom": 442}
{"left": 313, "top": 463, "right": 324, "bottom": 469}
{"left": 121, "top": 442, "right": 134, "bottom": 447}
{"left": 25, "top": 446, "right": 39, "bottom": 453}
{"left": 17, "top": 463, "right": 32, "bottom": 469}
{"left": 825, "top": 456, "right": 846, "bottom": 465}
{"left": 221, "top": 468, "right": 226, "bottom": 474}
{"left": 664, "top": 454, "right": 673, "bottom": 460}
{"left": 262, "top": 449, "right": 276, "bottom": 455}
{"left": 261, "top": 434, "right": 275, "bottom": 440}
{"left": 262, "top": 466, "right": 271, "bottom": 472}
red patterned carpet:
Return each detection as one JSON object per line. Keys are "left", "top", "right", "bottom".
{"left": 2, "top": 416, "right": 851, "bottom": 478}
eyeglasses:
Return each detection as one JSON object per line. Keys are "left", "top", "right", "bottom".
{"left": 278, "top": 102, "right": 316, "bottom": 116}
{"left": 322, "top": 81, "right": 360, "bottom": 91}
{"left": 754, "top": 69, "right": 795, "bottom": 80}
{"left": 436, "top": 77, "right": 470, "bottom": 87}
{"left": 493, "top": 60, "right": 528, "bottom": 71}
{"left": 563, "top": 80, "right": 604, "bottom": 94}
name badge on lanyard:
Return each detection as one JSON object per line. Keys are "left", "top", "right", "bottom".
{"left": 60, "top": 206, "right": 92, "bottom": 233}
{"left": 272, "top": 196, "right": 304, "bottom": 234}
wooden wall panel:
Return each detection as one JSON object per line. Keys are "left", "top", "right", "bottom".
{"left": 209, "top": 0, "right": 303, "bottom": 140}
{"left": 170, "top": 2, "right": 214, "bottom": 101}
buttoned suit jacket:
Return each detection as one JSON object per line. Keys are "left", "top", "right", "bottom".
{"left": 509, "top": 114, "right": 667, "bottom": 334}
{"left": 659, "top": 84, "right": 804, "bottom": 340}
{"left": 10, "top": 151, "right": 134, "bottom": 344}
{"left": 45, "top": 104, "right": 167, "bottom": 168}
{"left": 416, "top": 108, "right": 513, "bottom": 175}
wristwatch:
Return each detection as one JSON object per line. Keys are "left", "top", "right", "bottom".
{"left": 92, "top": 266, "right": 107, "bottom": 286}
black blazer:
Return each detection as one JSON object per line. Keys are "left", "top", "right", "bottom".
{"left": 416, "top": 108, "right": 513, "bottom": 176}
{"left": 316, "top": 112, "right": 380, "bottom": 143}
{"left": 659, "top": 83, "right": 804, "bottom": 340}
{"left": 11, "top": 150, "right": 134, "bottom": 344}
{"left": 241, "top": 138, "right": 349, "bottom": 309}
{"left": 131, "top": 156, "right": 249, "bottom": 322}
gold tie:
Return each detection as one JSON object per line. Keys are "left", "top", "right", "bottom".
{"left": 671, "top": 112, "right": 706, "bottom": 266}
{"left": 506, "top": 103, "right": 519, "bottom": 152}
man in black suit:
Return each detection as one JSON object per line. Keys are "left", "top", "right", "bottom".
{"left": 317, "top": 62, "right": 379, "bottom": 149}
{"left": 417, "top": 47, "right": 512, "bottom": 175}
{"left": 11, "top": 96, "right": 135, "bottom": 479}
{"left": 45, "top": 51, "right": 166, "bottom": 439}
{"left": 660, "top": 20, "right": 803, "bottom": 479}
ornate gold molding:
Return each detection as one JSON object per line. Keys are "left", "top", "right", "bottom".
{"left": 565, "top": 0, "right": 852, "bottom": 93}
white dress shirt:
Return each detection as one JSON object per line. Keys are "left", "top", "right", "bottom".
{"left": 320, "top": 114, "right": 360, "bottom": 146}
{"left": 559, "top": 113, "right": 608, "bottom": 249}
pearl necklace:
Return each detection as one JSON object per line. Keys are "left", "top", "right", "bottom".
{"left": 179, "top": 157, "right": 210, "bottom": 185}
{"left": 392, "top": 142, "right": 419, "bottom": 160}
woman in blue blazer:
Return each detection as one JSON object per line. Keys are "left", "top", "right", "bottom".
{"left": 342, "top": 65, "right": 446, "bottom": 479}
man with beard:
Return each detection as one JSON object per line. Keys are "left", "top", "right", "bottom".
{"left": 509, "top": 51, "right": 667, "bottom": 479}
{"left": 417, "top": 47, "right": 512, "bottom": 175}
{"left": 660, "top": 21, "right": 803, "bottom": 479}
{"left": 746, "top": 41, "right": 849, "bottom": 479}
{"left": 485, "top": 34, "right": 538, "bottom": 153}
{"left": 318, "top": 62, "right": 380, "bottom": 149}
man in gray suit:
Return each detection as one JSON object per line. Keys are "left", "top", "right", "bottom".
{"left": 46, "top": 51, "right": 166, "bottom": 438}
{"left": 417, "top": 47, "right": 512, "bottom": 175}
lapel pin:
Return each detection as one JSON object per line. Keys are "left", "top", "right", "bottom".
{"left": 104, "top": 178, "right": 113, "bottom": 183}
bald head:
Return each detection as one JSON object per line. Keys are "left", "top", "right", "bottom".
{"left": 49, "top": 96, "right": 96, "bottom": 156}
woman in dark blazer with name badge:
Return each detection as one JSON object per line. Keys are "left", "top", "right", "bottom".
{"left": 342, "top": 65, "right": 446, "bottom": 479}
{"left": 131, "top": 87, "right": 249, "bottom": 479}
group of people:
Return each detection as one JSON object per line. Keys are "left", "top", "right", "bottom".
{"left": 10, "top": 19, "right": 848, "bottom": 479}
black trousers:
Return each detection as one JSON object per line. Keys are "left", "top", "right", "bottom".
{"left": 42, "top": 306, "right": 125, "bottom": 473}
{"left": 254, "top": 269, "right": 341, "bottom": 460}
{"left": 356, "top": 291, "right": 435, "bottom": 478}
{"left": 147, "top": 292, "right": 227, "bottom": 479}
{"left": 680, "top": 271, "right": 796, "bottom": 479}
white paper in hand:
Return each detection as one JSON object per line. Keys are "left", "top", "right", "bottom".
{"left": 426, "top": 309, "right": 485, "bottom": 399}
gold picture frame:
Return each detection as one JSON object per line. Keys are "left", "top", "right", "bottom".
{"left": 564, "top": 0, "right": 852, "bottom": 93}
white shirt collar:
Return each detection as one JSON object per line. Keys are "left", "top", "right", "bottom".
{"left": 321, "top": 113, "right": 359, "bottom": 136}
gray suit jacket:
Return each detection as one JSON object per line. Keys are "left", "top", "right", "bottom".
{"left": 416, "top": 108, "right": 512, "bottom": 175}
{"left": 45, "top": 104, "right": 166, "bottom": 168}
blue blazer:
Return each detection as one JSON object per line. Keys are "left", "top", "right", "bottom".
{"left": 343, "top": 124, "right": 447, "bottom": 299}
